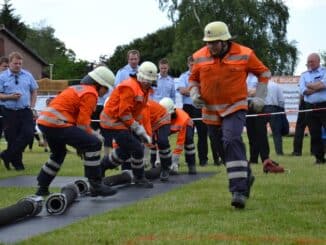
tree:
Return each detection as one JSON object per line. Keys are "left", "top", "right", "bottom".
{"left": 321, "top": 51, "right": 326, "bottom": 67}
{"left": 0, "top": 0, "right": 27, "bottom": 41}
{"left": 105, "top": 27, "right": 176, "bottom": 75}
{"left": 158, "top": 0, "right": 298, "bottom": 75}
{"left": 24, "top": 23, "right": 90, "bottom": 79}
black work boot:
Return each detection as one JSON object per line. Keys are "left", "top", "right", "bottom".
{"left": 231, "top": 192, "right": 246, "bottom": 209}
{"left": 160, "top": 169, "right": 169, "bottom": 182}
{"left": 89, "top": 179, "right": 117, "bottom": 197}
{"left": 35, "top": 186, "right": 50, "bottom": 196}
{"left": 134, "top": 176, "right": 153, "bottom": 188}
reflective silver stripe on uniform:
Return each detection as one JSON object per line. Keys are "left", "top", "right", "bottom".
{"left": 131, "top": 157, "right": 144, "bottom": 169}
{"left": 202, "top": 114, "right": 220, "bottom": 121}
{"left": 175, "top": 145, "right": 184, "bottom": 150}
{"left": 159, "top": 148, "right": 171, "bottom": 154}
{"left": 193, "top": 56, "right": 214, "bottom": 64}
{"left": 47, "top": 159, "right": 60, "bottom": 169}
{"left": 205, "top": 104, "right": 229, "bottom": 111}
{"left": 159, "top": 149, "right": 172, "bottom": 159}
{"left": 219, "top": 100, "right": 247, "bottom": 117}
{"left": 42, "top": 158, "right": 61, "bottom": 176}
{"left": 135, "top": 95, "right": 144, "bottom": 102}
{"left": 260, "top": 70, "right": 271, "bottom": 78}
{"left": 185, "top": 143, "right": 196, "bottom": 155}
{"left": 150, "top": 149, "right": 157, "bottom": 154}
{"left": 38, "top": 115, "right": 67, "bottom": 125}
{"left": 228, "top": 171, "right": 248, "bottom": 179}
{"left": 42, "top": 107, "right": 69, "bottom": 122}
{"left": 84, "top": 160, "right": 100, "bottom": 166}
{"left": 121, "top": 114, "right": 132, "bottom": 121}
{"left": 185, "top": 149, "right": 196, "bottom": 155}
{"left": 226, "top": 160, "right": 248, "bottom": 168}
{"left": 136, "top": 114, "right": 143, "bottom": 121}
{"left": 42, "top": 165, "right": 57, "bottom": 176}
{"left": 226, "top": 55, "right": 249, "bottom": 61}
{"left": 100, "top": 112, "right": 125, "bottom": 127}
{"left": 85, "top": 151, "right": 101, "bottom": 158}
{"left": 153, "top": 113, "right": 170, "bottom": 129}
{"left": 111, "top": 150, "right": 124, "bottom": 165}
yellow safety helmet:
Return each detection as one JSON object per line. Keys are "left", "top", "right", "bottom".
{"left": 88, "top": 66, "right": 115, "bottom": 90}
{"left": 203, "top": 21, "right": 232, "bottom": 42}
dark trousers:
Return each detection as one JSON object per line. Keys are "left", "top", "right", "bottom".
{"left": 101, "top": 129, "right": 145, "bottom": 178}
{"left": 212, "top": 110, "right": 250, "bottom": 193}
{"left": 183, "top": 104, "right": 222, "bottom": 164}
{"left": 264, "top": 105, "right": 284, "bottom": 155}
{"left": 1, "top": 108, "right": 34, "bottom": 169}
{"left": 305, "top": 102, "right": 326, "bottom": 161}
{"left": 246, "top": 111, "right": 269, "bottom": 163}
{"left": 150, "top": 124, "right": 171, "bottom": 170}
{"left": 37, "top": 125, "right": 102, "bottom": 187}
{"left": 293, "top": 100, "right": 311, "bottom": 154}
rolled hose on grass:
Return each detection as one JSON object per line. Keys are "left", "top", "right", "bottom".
{"left": 0, "top": 195, "right": 43, "bottom": 226}
{"left": 45, "top": 183, "right": 79, "bottom": 215}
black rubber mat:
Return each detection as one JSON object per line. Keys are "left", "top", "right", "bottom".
{"left": 0, "top": 172, "right": 215, "bottom": 243}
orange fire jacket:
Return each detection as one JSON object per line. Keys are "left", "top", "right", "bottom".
{"left": 189, "top": 42, "right": 270, "bottom": 125}
{"left": 100, "top": 77, "right": 151, "bottom": 130}
{"left": 37, "top": 85, "right": 97, "bottom": 134}
{"left": 170, "top": 108, "right": 193, "bottom": 155}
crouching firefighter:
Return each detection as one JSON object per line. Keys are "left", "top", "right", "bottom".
{"left": 35, "top": 66, "right": 117, "bottom": 197}
{"left": 146, "top": 99, "right": 172, "bottom": 181}
{"left": 159, "top": 97, "right": 197, "bottom": 175}
{"left": 100, "top": 61, "right": 157, "bottom": 188}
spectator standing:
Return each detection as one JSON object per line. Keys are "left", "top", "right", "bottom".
{"left": 189, "top": 21, "right": 271, "bottom": 209}
{"left": 176, "top": 56, "right": 223, "bottom": 166}
{"left": 291, "top": 95, "right": 311, "bottom": 156}
{"left": 264, "top": 80, "right": 286, "bottom": 155}
{"left": 151, "top": 58, "right": 175, "bottom": 102}
{"left": 299, "top": 53, "right": 326, "bottom": 164}
{"left": 114, "top": 49, "right": 140, "bottom": 87}
{"left": 0, "top": 56, "right": 8, "bottom": 143}
{"left": 0, "top": 52, "right": 38, "bottom": 170}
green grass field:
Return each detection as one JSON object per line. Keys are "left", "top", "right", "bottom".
{"left": 0, "top": 135, "right": 325, "bottom": 245}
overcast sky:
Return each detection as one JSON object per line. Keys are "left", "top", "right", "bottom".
{"left": 6, "top": 0, "right": 326, "bottom": 75}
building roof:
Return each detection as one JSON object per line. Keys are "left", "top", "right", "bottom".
{"left": 0, "top": 24, "right": 48, "bottom": 66}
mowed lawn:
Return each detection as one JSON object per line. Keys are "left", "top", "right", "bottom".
{"left": 0, "top": 134, "right": 325, "bottom": 245}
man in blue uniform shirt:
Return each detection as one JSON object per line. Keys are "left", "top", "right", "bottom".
{"left": 0, "top": 51, "right": 38, "bottom": 170}
{"left": 151, "top": 58, "right": 175, "bottom": 103}
{"left": 299, "top": 53, "right": 326, "bottom": 164}
{"left": 114, "top": 49, "right": 140, "bottom": 87}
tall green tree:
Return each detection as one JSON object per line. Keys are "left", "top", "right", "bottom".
{"left": 24, "top": 23, "right": 90, "bottom": 79}
{"left": 106, "top": 27, "right": 176, "bottom": 75}
{"left": 321, "top": 51, "right": 326, "bottom": 67}
{"left": 0, "top": 0, "right": 27, "bottom": 41}
{"left": 158, "top": 0, "right": 298, "bottom": 75}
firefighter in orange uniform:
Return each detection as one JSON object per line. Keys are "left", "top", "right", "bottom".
{"left": 189, "top": 21, "right": 271, "bottom": 209}
{"left": 159, "top": 97, "right": 196, "bottom": 175}
{"left": 35, "top": 66, "right": 117, "bottom": 197}
{"left": 146, "top": 99, "right": 172, "bottom": 181}
{"left": 100, "top": 61, "right": 157, "bottom": 188}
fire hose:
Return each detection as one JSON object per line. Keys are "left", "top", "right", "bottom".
{"left": 45, "top": 183, "right": 79, "bottom": 215}
{"left": 0, "top": 195, "right": 43, "bottom": 226}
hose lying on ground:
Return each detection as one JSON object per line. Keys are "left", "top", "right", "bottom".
{"left": 45, "top": 183, "right": 79, "bottom": 215}
{"left": 0, "top": 195, "right": 43, "bottom": 226}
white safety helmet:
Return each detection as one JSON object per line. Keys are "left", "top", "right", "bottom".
{"left": 88, "top": 66, "right": 115, "bottom": 90}
{"left": 159, "top": 97, "right": 175, "bottom": 114}
{"left": 137, "top": 61, "right": 158, "bottom": 83}
{"left": 203, "top": 21, "right": 232, "bottom": 42}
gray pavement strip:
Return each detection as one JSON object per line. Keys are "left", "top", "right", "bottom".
{"left": 0, "top": 172, "right": 215, "bottom": 244}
